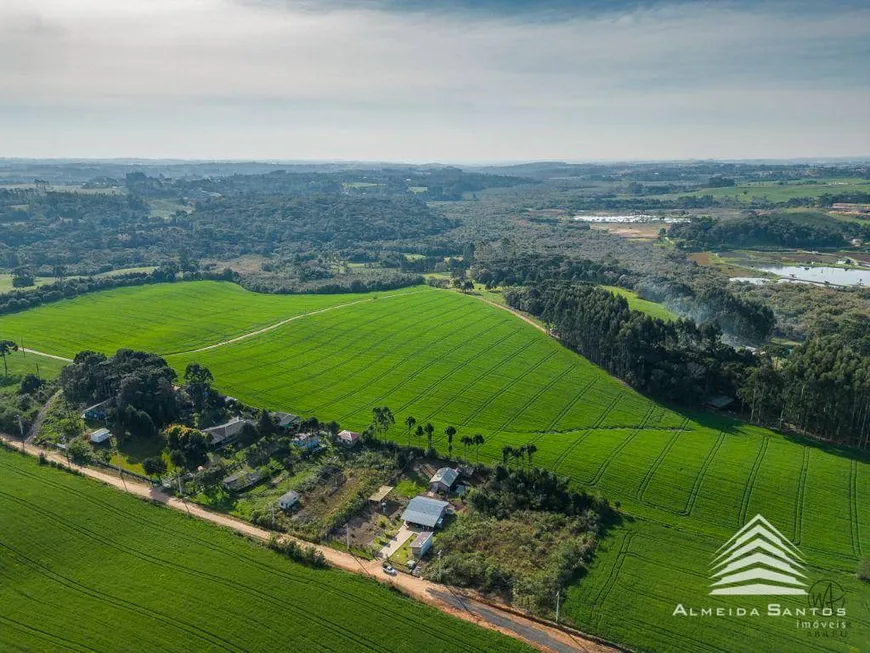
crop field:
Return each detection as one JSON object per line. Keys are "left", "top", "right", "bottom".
{"left": 657, "top": 177, "right": 870, "bottom": 203}
{"left": 599, "top": 286, "right": 677, "bottom": 322}
{"left": 0, "top": 281, "right": 868, "bottom": 651}
{"left": 0, "top": 349, "right": 65, "bottom": 391}
{"left": 0, "top": 449, "right": 529, "bottom": 652}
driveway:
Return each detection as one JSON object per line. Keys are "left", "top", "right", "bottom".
{"left": 379, "top": 523, "right": 416, "bottom": 559}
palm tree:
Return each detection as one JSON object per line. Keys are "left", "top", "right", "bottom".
{"left": 371, "top": 406, "right": 395, "bottom": 442}
{"left": 0, "top": 340, "right": 19, "bottom": 377}
{"left": 512, "top": 446, "right": 525, "bottom": 470}
{"left": 473, "top": 434, "right": 485, "bottom": 463}
{"left": 526, "top": 443, "right": 538, "bottom": 469}
{"left": 445, "top": 426, "right": 456, "bottom": 459}
{"left": 460, "top": 435, "right": 473, "bottom": 461}
{"left": 404, "top": 415, "right": 416, "bottom": 447}
{"left": 502, "top": 445, "right": 513, "bottom": 466}
{"left": 414, "top": 424, "right": 424, "bottom": 448}
{"left": 424, "top": 423, "right": 435, "bottom": 451}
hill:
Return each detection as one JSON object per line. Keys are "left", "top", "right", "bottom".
{"left": 0, "top": 448, "right": 529, "bottom": 652}
{"left": 0, "top": 281, "right": 867, "bottom": 652}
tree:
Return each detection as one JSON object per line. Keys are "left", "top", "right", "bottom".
{"left": 52, "top": 265, "right": 67, "bottom": 281}
{"left": 165, "top": 424, "right": 209, "bottom": 471}
{"left": 473, "top": 433, "right": 485, "bottom": 463}
{"left": 501, "top": 445, "right": 513, "bottom": 466}
{"left": 424, "top": 422, "right": 435, "bottom": 450}
{"left": 0, "top": 340, "right": 19, "bottom": 377}
{"left": 526, "top": 443, "right": 538, "bottom": 469}
{"left": 445, "top": 425, "right": 456, "bottom": 459}
{"left": 184, "top": 362, "right": 213, "bottom": 412}
{"left": 460, "top": 435, "right": 473, "bottom": 461}
{"left": 11, "top": 267, "right": 34, "bottom": 288}
{"left": 404, "top": 415, "right": 417, "bottom": 446}
{"left": 371, "top": 406, "right": 395, "bottom": 441}
{"left": 68, "top": 439, "right": 93, "bottom": 466}
{"left": 414, "top": 424, "right": 424, "bottom": 447}
{"left": 257, "top": 408, "right": 277, "bottom": 437}
{"left": 142, "top": 456, "right": 167, "bottom": 481}
{"left": 512, "top": 446, "right": 525, "bottom": 470}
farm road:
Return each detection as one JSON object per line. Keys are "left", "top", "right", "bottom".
{"left": 1, "top": 434, "right": 619, "bottom": 653}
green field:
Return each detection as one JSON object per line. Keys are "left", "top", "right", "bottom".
{"left": 599, "top": 286, "right": 677, "bottom": 321}
{"left": 658, "top": 177, "right": 870, "bottom": 203}
{"left": 0, "top": 449, "right": 528, "bottom": 652}
{"left": 0, "top": 349, "right": 66, "bottom": 392}
{"left": 1, "top": 281, "right": 868, "bottom": 651}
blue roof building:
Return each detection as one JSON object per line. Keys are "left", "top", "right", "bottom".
{"left": 401, "top": 496, "right": 450, "bottom": 529}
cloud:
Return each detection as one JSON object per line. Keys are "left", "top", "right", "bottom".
{"left": 0, "top": 0, "right": 868, "bottom": 159}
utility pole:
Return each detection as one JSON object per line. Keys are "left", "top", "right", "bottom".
{"left": 61, "top": 436, "right": 71, "bottom": 468}
{"left": 17, "top": 415, "right": 24, "bottom": 439}
{"left": 270, "top": 501, "right": 275, "bottom": 527}
{"left": 555, "top": 589, "right": 561, "bottom": 624}
{"left": 20, "top": 339, "right": 25, "bottom": 357}
{"left": 112, "top": 437, "right": 128, "bottom": 493}
{"left": 346, "top": 522, "right": 351, "bottom": 551}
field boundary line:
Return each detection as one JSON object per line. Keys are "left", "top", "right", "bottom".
{"left": 164, "top": 288, "right": 432, "bottom": 357}
{"left": 585, "top": 408, "right": 659, "bottom": 487}
{"left": 21, "top": 348, "right": 73, "bottom": 363}
{"left": 551, "top": 431, "right": 591, "bottom": 473}
{"left": 635, "top": 423, "right": 686, "bottom": 503}
{"left": 590, "top": 393, "right": 626, "bottom": 430}
{"left": 542, "top": 377, "right": 599, "bottom": 433}
{"left": 850, "top": 458, "right": 861, "bottom": 557}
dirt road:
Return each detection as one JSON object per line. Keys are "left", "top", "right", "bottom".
{"left": 1, "top": 434, "right": 620, "bottom": 653}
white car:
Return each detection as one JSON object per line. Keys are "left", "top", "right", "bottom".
{"left": 382, "top": 563, "right": 397, "bottom": 576}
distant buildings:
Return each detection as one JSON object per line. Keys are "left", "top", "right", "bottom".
{"left": 293, "top": 433, "right": 321, "bottom": 451}
{"left": 429, "top": 467, "right": 458, "bottom": 493}
{"left": 401, "top": 496, "right": 450, "bottom": 529}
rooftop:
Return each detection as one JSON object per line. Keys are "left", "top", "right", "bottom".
{"left": 430, "top": 467, "right": 458, "bottom": 487}
{"left": 401, "top": 496, "right": 449, "bottom": 528}
{"left": 368, "top": 485, "right": 393, "bottom": 503}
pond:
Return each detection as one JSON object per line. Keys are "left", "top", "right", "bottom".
{"left": 750, "top": 265, "right": 870, "bottom": 287}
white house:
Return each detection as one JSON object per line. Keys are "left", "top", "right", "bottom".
{"left": 410, "top": 531, "right": 434, "bottom": 559}
{"left": 89, "top": 428, "right": 113, "bottom": 444}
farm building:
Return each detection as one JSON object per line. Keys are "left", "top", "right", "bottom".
{"left": 293, "top": 433, "right": 322, "bottom": 451}
{"left": 401, "top": 496, "right": 449, "bottom": 529}
{"left": 429, "top": 467, "right": 458, "bottom": 493}
{"left": 278, "top": 490, "right": 300, "bottom": 510}
{"left": 368, "top": 485, "right": 393, "bottom": 510}
{"left": 204, "top": 416, "right": 252, "bottom": 447}
{"left": 222, "top": 470, "right": 264, "bottom": 492}
{"left": 273, "top": 412, "right": 300, "bottom": 429}
{"left": 88, "top": 428, "right": 113, "bottom": 444}
{"left": 410, "top": 531, "right": 434, "bottom": 559}
{"left": 337, "top": 429, "right": 361, "bottom": 446}
{"left": 80, "top": 400, "right": 110, "bottom": 421}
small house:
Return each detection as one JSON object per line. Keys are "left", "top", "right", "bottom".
{"left": 410, "top": 531, "right": 434, "bottom": 559}
{"left": 88, "top": 428, "right": 113, "bottom": 444}
{"left": 273, "top": 412, "right": 300, "bottom": 429}
{"left": 429, "top": 467, "right": 458, "bottom": 493}
{"left": 278, "top": 490, "right": 300, "bottom": 510}
{"left": 293, "top": 433, "right": 322, "bottom": 451}
{"left": 368, "top": 485, "right": 393, "bottom": 510}
{"left": 401, "top": 496, "right": 450, "bottom": 529}
{"left": 337, "top": 429, "right": 361, "bottom": 446}
{"left": 204, "top": 416, "right": 251, "bottom": 448}
{"left": 81, "top": 400, "right": 110, "bottom": 421}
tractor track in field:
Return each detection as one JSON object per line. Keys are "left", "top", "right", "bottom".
{"left": 793, "top": 447, "right": 810, "bottom": 545}
{"left": 737, "top": 436, "right": 769, "bottom": 527}
{"left": 1, "top": 437, "right": 614, "bottom": 653}
{"left": 541, "top": 377, "right": 599, "bottom": 433}
{"left": 488, "top": 365, "right": 576, "bottom": 440}
{"left": 0, "top": 613, "right": 101, "bottom": 653}
{"left": 586, "top": 407, "right": 658, "bottom": 487}
{"left": 551, "top": 431, "right": 591, "bottom": 474}
{"left": 458, "top": 351, "right": 557, "bottom": 428}
{"left": 284, "top": 298, "right": 475, "bottom": 408}
{"left": 680, "top": 430, "right": 726, "bottom": 517}
{"left": 591, "top": 532, "right": 635, "bottom": 631}
{"left": 850, "top": 458, "right": 861, "bottom": 557}
{"left": 314, "top": 307, "right": 500, "bottom": 417}
{"left": 635, "top": 423, "right": 687, "bottom": 503}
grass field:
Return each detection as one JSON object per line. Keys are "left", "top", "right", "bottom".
{"left": 1, "top": 281, "right": 867, "bottom": 651}
{"left": 657, "top": 177, "right": 870, "bottom": 203}
{"left": 599, "top": 286, "right": 677, "bottom": 321}
{"left": 0, "top": 349, "right": 66, "bottom": 392}
{"left": 0, "top": 448, "right": 529, "bottom": 652}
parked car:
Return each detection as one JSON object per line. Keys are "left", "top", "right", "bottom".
{"left": 382, "top": 563, "right": 397, "bottom": 576}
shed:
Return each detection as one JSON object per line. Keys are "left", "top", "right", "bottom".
{"left": 88, "top": 428, "right": 113, "bottom": 444}
{"left": 401, "top": 496, "right": 449, "bottom": 529}
{"left": 273, "top": 412, "right": 300, "bottom": 429}
{"left": 81, "top": 400, "right": 110, "bottom": 421}
{"left": 368, "top": 485, "right": 393, "bottom": 504}
{"left": 222, "top": 469, "right": 264, "bottom": 491}
{"left": 410, "top": 531, "right": 434, "bottom": 559}
{"left": 429, "top": 467, "right": 458, "bottom": 493}
{"left": 278, "top": 490, "right": 300, "bottom": 510}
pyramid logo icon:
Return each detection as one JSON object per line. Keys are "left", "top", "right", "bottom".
{"left": 709, "top": 514, "right": 808, "bottom": 596}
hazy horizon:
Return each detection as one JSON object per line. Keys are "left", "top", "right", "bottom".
{"left": 3, "top": 0, "right": 869, "bottom": 161}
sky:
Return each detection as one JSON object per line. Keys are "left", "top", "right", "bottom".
{"left": 1, "top": 0, "right": 869, "bottom": 162}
